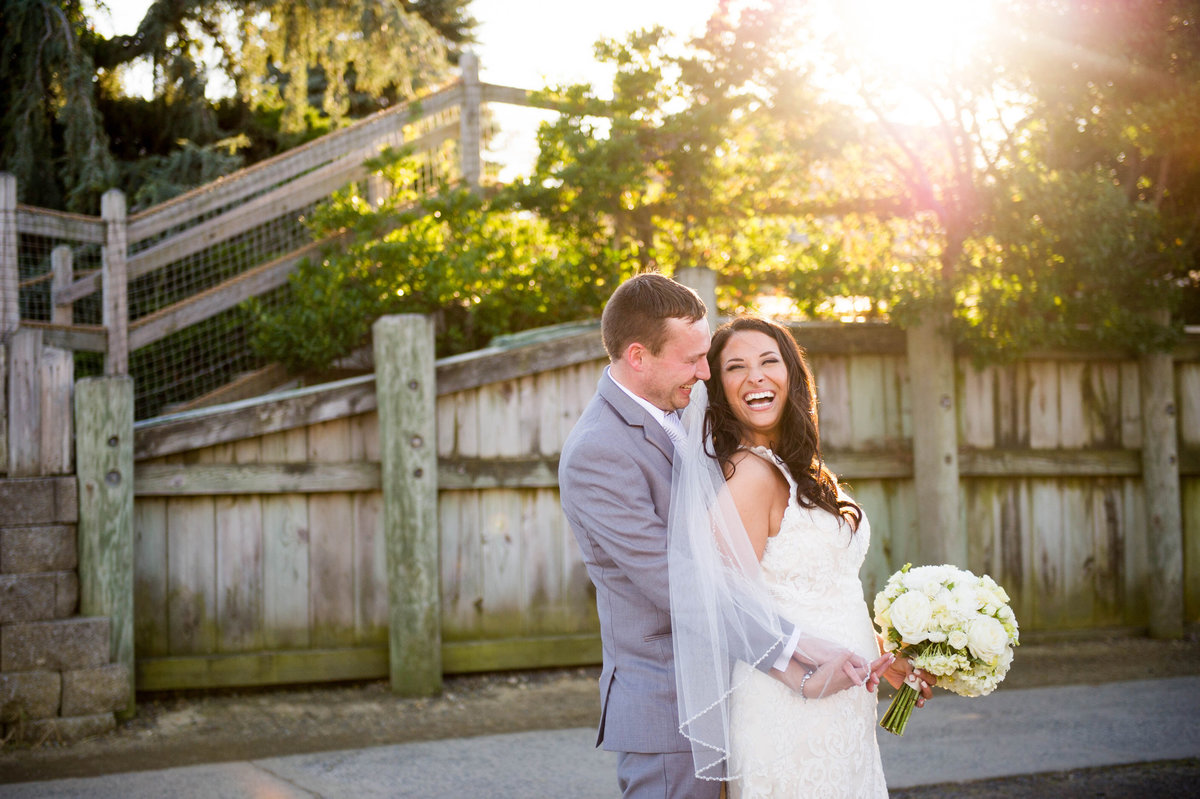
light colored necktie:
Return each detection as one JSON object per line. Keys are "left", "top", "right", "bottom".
{"left": 662, "top": 413, "right": 686, "bottom": 446}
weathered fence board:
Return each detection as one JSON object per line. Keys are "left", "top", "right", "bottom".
{"left": 374, "top": 316, "right": 441, "bottom": 694}
{"left": 134, "top": 492, "right": 169, "bottom": 658}
{"left": 15, "top": 206, "right": 105, "bottom": 243}
{"left": 166, "top": 457, "right": 219, "bottom": 655}
{"left": 1179, "top": 361, "right": 1200, "bottom": 622}
{"left": 811, "top": 355, "right": 852, "bottom": 448}
{"left": 259, "top": 427, "right": 310, "bottom": 650}
{"left": 307, "top": 418, "right": 357, "bottom": 649}
{"left": 6, "top": 328, "right": 41, "bottom": 476}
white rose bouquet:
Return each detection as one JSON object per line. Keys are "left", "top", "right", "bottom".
{"left": 874, "top": 563, "right": 1019, "bottom": 735}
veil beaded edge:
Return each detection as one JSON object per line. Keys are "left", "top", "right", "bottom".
{"left": 668, "top": 381, "right": 789, "bottom": 781}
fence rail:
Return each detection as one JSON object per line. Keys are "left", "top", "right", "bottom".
{"left": 0, "top": 54, "right": 571, "bottom": 419}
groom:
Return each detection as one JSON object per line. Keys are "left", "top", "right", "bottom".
{"left": 559, "top": 273, "right": 823, "bottom": 798}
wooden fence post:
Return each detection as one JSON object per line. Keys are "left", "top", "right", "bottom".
{"left": 0, "top": 338, "right": 6, "bottom": 476}
{"left": 373, "top": 314, "right": 441, "bottom": 695}
{"left": 101, "top": 189, "right": 129, "bottom": 377}
{"left": 1140, "top": 310, "right": 1183, "bottom": 637}
{"left": 6, "top": 327, "right": 42, "bottom": 477}
{"left": 367, "top": 173, "right": 392, "bottom": 207}
{"left": 675, "top": 266, "right": 719, "bottom": 332}
{"left": 75, "top": 376, "right": 136, "bottom": 716}
{"left": 459, "top": 51, "right": 482, "bottom": 192}
{"left": 51, "top": 245, "right": 74, "bottom": 325}
{"left": 905, "top": 314, "right": 964, "bottom": 567}
{"left": 0, "top": 173, "right": 17, "bottom": 335}
{"left": 44, "top": 245, "right": 76, "bottom": 473}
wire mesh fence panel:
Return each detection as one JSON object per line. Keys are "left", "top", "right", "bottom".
{"left": 7, "top": 75, "right": 547, "bottom": 421}
{"left": 125, "top": 193, "right": 322, "bottom": 419}
{"left": 118, "top": 98, "right": 469, "bottom": 419}
{"left": 130, "top": 286, "right": 292, "bottom": 419}
{"left": 16, "top": 235, "right": 102, "bottom": 324}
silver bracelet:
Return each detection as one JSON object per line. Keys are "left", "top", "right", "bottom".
{"left": 799, "top": 669, "right": 814, "bottom": 701}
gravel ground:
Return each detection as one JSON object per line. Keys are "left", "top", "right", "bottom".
{"left": 2, "top": 632, "right": 1198, "bottom": 793}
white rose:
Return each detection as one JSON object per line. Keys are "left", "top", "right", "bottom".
{"left": 947, "top": 629, "right": 969, "bottom": 650}
{"left": 997, "top": 644, "right": 1014, "bottom": 671}
{"left": 967, "top": 616, "right": 1008, "bottom": 663}
{"left": 951, "top": 584, "right": 980, "bottom": 607}
{"left": 948, "top": 588, "right": 980, "bottom": 622}
{"left": 903, "top": 565, "right": 944, "bottom": 592}
{"left": 888, "top": 591, "right": 933, "bottom": 644}
{"left": 981, "top": 575, "right": 1010, "bottom": 603}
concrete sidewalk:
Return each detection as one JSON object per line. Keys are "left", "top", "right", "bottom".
{"left": 2, "top": 676, "right": 1197, "bottom": 798}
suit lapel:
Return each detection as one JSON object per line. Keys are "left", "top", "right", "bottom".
{"left": 598, "top": 371, "right": 675, "bottom": 462}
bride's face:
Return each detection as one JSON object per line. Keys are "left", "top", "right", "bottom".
{"left": 717, "top": 330, "right": 789, "bottom": 447}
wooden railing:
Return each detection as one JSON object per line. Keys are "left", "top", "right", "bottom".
{"left": 0, "top": 54, "right": 573, "bottom": 418}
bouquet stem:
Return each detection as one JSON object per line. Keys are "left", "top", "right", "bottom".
{"left": 879, "top": 682, "right": 918, "bottom": 735}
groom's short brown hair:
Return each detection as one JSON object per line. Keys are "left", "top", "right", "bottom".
{"left": 601, "top": 273, "right": 707, "bottom": 362}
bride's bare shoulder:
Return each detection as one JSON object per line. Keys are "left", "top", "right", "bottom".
{"left": 726, "top": 449, "right": 786, "bottom": 491}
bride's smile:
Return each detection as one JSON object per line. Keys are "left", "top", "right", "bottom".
{"left": 719, "top": 330, "right": 790, "bottom": 447}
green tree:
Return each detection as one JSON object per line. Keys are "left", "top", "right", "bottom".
{"left": 793, "top": 0, "right": 1198, "bottom": 354}
{"left": 511, "top": 0, "right": 1198, "bottom": 359}
{"left": 0, "top": 0, "right": 475, "bottom": 212}
{"left": 956, "top": 0, "right": 1199, "bottom": 356}
{"left": 244, "top": 1, "right": 1200, "bottom": 372}
{"left": 509, "top": 2, "right": 857, "bottom": 306}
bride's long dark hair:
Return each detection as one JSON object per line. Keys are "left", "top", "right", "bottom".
{"left": 705, "top": 316, "right": 861, "bottom": 531}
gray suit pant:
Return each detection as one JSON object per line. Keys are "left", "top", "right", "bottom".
{"left": 617, "top": 751, "right": 721, "bottom": 799}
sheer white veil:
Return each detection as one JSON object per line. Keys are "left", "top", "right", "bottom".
{"left": 668, "top": 380, "right": 788, "bottom": 781}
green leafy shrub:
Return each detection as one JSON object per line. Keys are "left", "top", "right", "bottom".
{"left": 247, "top": 152, "right": 630, "bottom": 370}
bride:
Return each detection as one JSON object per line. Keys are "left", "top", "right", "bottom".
{"left": 668, "top": 316, "right": 930, "bottom": 797}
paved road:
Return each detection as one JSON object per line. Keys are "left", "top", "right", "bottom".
{"left": 2, "top": 676, "right": 1197, "bottom": 798}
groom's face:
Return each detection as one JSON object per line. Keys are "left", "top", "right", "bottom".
{"left": 639, "top": 317, "right": 712, "bottom": 412}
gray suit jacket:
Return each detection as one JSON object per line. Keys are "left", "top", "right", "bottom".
{"left": 560, "top": 371, "right": 794, "bottom": 755}
{"left": 559, "top": 370, "right": 684, "bottom": 753}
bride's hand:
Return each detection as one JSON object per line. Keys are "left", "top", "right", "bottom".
{"left": 778, "top": 650, "right": 872, "bottom": 699}
{"left": 864, "top": 653, "right": 895, "bottom": 693}
{"left": 881, "top": 656, "right": 935, "bottom": 707}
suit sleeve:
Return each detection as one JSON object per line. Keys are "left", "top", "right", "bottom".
{"left": 560, "top": 432, "right": 675, "bottom": 615}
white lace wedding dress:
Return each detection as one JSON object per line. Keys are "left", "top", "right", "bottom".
{"left": 728, "top": 448, "right": 888, "bottom": 798}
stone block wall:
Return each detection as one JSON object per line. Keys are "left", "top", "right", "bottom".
{"left": 0, "top": 477, "right": 131, "bottom": 744}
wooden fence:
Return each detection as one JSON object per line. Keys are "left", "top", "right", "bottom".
{"left": 111, "top": 317, "right": 1200, "bottom": 692}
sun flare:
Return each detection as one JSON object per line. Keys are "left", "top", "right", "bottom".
{"left": 811, "top": 0, "right": 1001, "bottom": 122}
{"left": 837, "top": 0, "right": 997, "bottom": 75}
